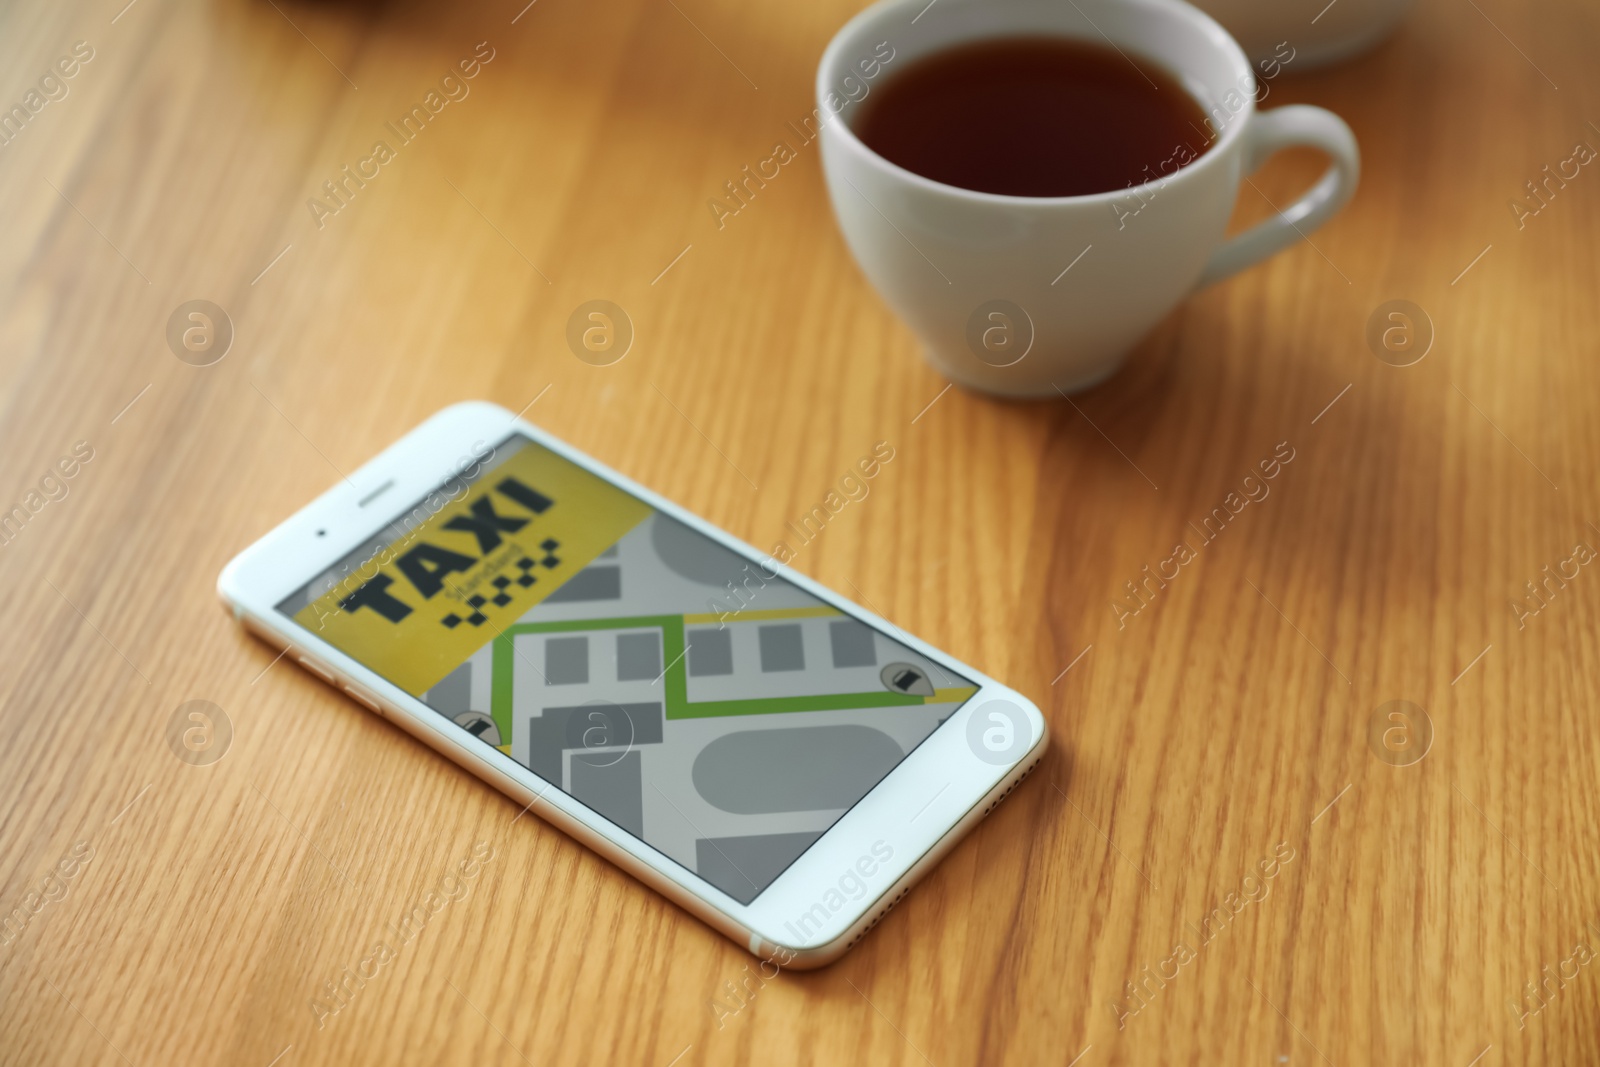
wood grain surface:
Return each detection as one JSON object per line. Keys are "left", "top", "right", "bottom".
{"left": 2, "top": 0, "right": 1597, "bottom": 1063}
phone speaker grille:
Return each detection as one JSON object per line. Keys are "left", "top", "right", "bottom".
{"left": 846, "top": 886, "right": 912, "bottom": 947}
{"left": 843, "top": 756, "right": 1042, "bottom": 949}
{"left": 980, "top": 754, "right": 1041, "bottom": 817}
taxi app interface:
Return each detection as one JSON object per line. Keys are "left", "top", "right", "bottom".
{"left": 279, "top": 434, "right": 976, "bottom": 902}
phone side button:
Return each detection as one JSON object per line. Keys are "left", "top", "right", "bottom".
{"left": 297, "top": 657, "right": 336, "bottom": 684}
{"left": 343, "top": 685, "right": 385, "bottom": 717}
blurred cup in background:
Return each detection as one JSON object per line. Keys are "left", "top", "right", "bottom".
{"left": 1188, "top": 0, "right": 1415, "bottom": 68}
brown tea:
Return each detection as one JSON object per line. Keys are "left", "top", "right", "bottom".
{"left": 851, "top": 36, "right": 1212, "bottom": 198}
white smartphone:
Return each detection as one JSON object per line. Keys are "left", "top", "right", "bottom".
{"left": 219, "top": 401, "right": 1047, "bottom": 967}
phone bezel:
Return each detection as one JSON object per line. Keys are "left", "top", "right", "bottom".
{"left": 217, "top": 400, "right": 1048, "bottom": 964}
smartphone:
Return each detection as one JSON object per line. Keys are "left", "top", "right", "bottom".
{"left": 218, "top": 401, "right": 1047, "bottom": 967}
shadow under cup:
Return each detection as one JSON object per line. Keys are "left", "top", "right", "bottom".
{"left": 817, "top": 0, "right": 1275, "bottom": 397}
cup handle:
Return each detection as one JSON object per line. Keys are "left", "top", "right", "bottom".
{"left": 1195, "top": 105, "right": 1360, "bottom": 289}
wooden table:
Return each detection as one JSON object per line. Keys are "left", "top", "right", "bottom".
{"left": 2, "top": 0, "right": 1597, "bottom": 1062}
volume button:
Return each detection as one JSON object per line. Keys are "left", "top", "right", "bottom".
{"left": 297, "top": 656, "right": 336, "bottom": 684}
{"left": 343, "top": 685, "right": 384, "bottom": 716}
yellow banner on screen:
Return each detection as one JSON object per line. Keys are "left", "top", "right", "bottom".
{"left": 296, "top": 442, "right": 651, "bottom": 696}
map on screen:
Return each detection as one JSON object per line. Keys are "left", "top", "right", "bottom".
{"left": 279, "top": 433, "right": 977, "bottom": 902}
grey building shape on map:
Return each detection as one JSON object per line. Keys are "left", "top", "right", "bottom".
{"left": 544, "top": 635, "right": 590, "bottom": 685}
{"left": 522, "top": 702, "right": 665, "bottom": 788}
{"left": 423, "top": 662, "right": 473, "bottom": 716}
{"left": 651, "top": 514, "right": 750, "bottom": 586}
{"left": 570, "top": 750, "right": 645, "bottom": 839}
{"left": 692, "top": 725, "right": 904, "bottom": 814}
{"left": 615, "top": 632, "right": 661, "bottom": 681}
{"left": 829, "top": 620, "right": 877, "bottom": 668}
{"left": 687, "top": 628, "right": 733, "bottom": 676}
{"left": 758, "top": 623, "right": 805, "bottom": 672}
{"left": 545, "top": 565, "right": 621, "bottom": 603}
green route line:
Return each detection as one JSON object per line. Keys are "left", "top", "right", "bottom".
{"left": 489, "top": 614, "right": 927, "bottom": 740}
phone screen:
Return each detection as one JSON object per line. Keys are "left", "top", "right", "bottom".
{"left": 277, "top": 432, "right": 977, "bottom": 903}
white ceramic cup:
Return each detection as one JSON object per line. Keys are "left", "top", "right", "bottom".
{"left": 817, "top": 0, "right": 1360, "bottom": 397}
